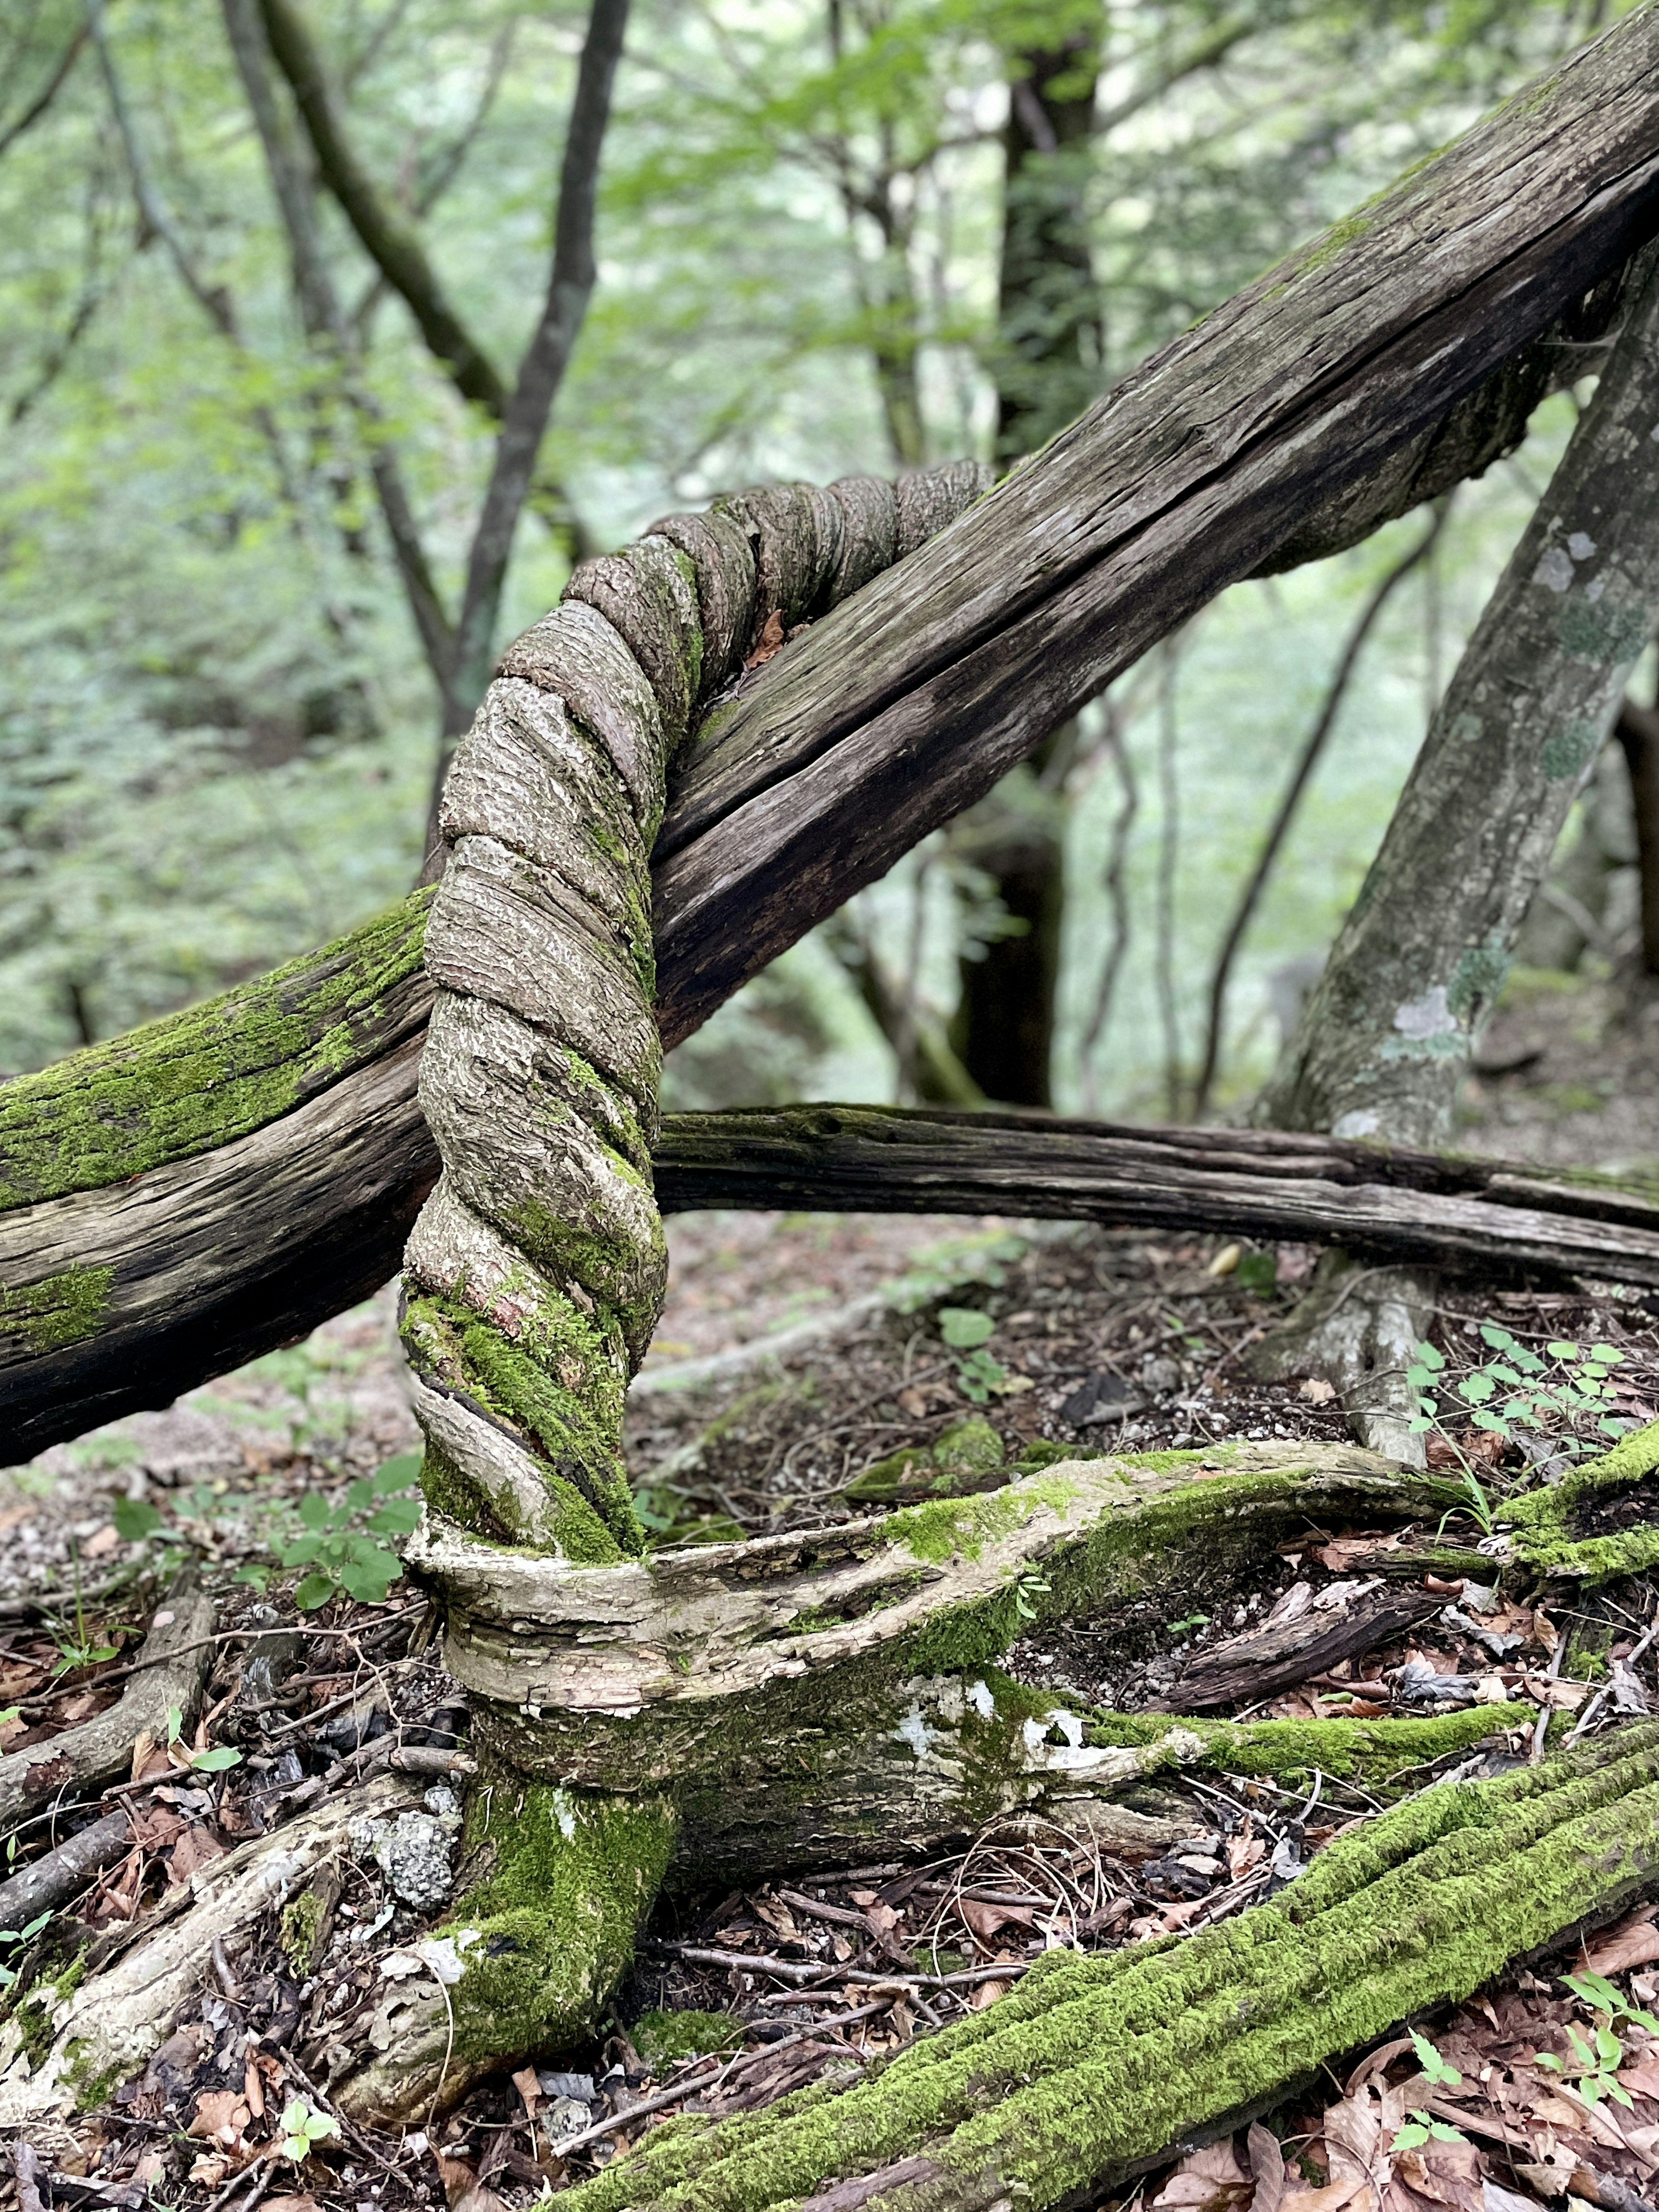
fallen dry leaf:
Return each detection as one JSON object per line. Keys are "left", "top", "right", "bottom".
{"left": 263, "top": 2197, "right": 323, "bottom": 2212}
{"left": 744, "top": 609, "right": 786, "bottom": 669}
{"left": 959, "top": 1898, "right": 1034, "bottom": 1942}
{"left": 83, "top": 1523, "right": 119, "bottom": 1558}
{"left": 434, "top": 2152, "right": 510, "bottom": 2212}
{"left": 1151, "top": 2139, "right": 1252, "bottom": 2211}
{"left": 969, "top": 1978, "right": 1010, "bottom": 2010}
{"left": 188, "top": 2089, "right": 251, "bottom": 2150}
{"left": 1228, "top": 1835, "right": 1268, "bottom": 1880}
{"left": 1250, "top": 2122, "right": 1288, "bottom": 2212}
{"left": 1300, "top": 1378, "right": 1337, "bottom": 1405}
{"left": 1583, "top": 1910, "right": 1659, "bottom": 1979}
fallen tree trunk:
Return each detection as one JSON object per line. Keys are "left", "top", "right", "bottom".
{"left": 556, "top": 1724, "right": 1659, "bottom": 2212}
{"left": 651, "top": 1105, "right": 1659, "bottom": 1284}
{"left": 3, "top": 9, "right": 1659, "bottom": 1459}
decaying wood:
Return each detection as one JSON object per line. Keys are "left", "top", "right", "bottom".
{"left": 0, "top": 1773, "right": 420, "bottom": 2127}
{"left": 651, "top": 1106, "right": 1659, "bottom": 1286}
{"left": 4, "top": 14, "right": 1659, "bottom": 1461}
{"left": 0, "top": 1583, "right": 214, "bottom": 1826}
{"left": 554, "top": 1727, "right": 1659, "bottom": 2212}
{"left": 1154, "top": 1579, "right": 1439, "bottom": 1712}
{"left": 0, "top": 1812, "right": 131, "bottom": 1932}
{"left": 651, "top": 10, "right": 1659, "bottom": 1042}
{"left": 10, "top": 1077, "right": 1659, "bottom": 1463}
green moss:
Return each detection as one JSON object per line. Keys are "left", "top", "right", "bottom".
{"left": 402, "top": 1288, "right": 641, "bottom": 1560}
{"left": 1504, "top": 1419, "right": 1659, "bottom": 1580}
{"left": 557, "top": 1729, "right": 1659, "bottom": 2212}
{"left": 0, "top": 1265, "right": 114, "bottom": 1353}
{"left": 1085, "top": 1705, "right": 1532, "bottom": 1786}
{"left": 844, "top": 1416, "right": 1006, "bottom": 1504}
{"left": 632, "top": 2010, "right": 744, "bottom": 2069}
{"left": 442, "top": 1781, "right": 677, "bottom": 2066}
{"left": 280, "top": 1890, "right": 327, "bottom": 1975}
{"left": 0, "top": 888, "right": 433, "bottom": 1214}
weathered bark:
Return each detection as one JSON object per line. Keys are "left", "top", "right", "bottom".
{"left": 648, "top": 1106, "right": 1659, "bottom": 1283}
{"left": 13, "top": 1081, "right": 1659, "bottom": 1463}
{"left": 3, "top": 1428, "right": 1649, "bottom": 2130}
{"left": 1260, "top": 242, "right": 1659, "bottom": 1147}
{"left": 1, "top": 25, "right": 1656, "bottom": 1446}
{"left": 556, "top": 1727, "right": 1659, "bottom": 2212}
{"left": 655, "top": 16, "right": 1659, "bottom": 1044}
{"left": 0, "top": 1581, "right": 213, "bottom": 1826}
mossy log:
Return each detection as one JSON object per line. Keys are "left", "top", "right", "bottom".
{"left": 557, "top": 1726, "right": 1659, "bottom": 2212}
{"left": 6, "top": 8, "right": 1659, "bottom": 1455}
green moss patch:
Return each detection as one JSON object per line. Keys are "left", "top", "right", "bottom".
{"left": 0, "top": 889, "right": 432, "bottom": 1214}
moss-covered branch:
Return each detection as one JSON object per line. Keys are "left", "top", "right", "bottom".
{"left": 560, "top": 1726, "right": 1659, "bottom": 2212}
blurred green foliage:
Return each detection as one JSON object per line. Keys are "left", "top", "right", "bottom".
{"left": 0, "top": 0, "right": 1630, "bottom": 1107}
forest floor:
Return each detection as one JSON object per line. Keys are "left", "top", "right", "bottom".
{"left": 7, "top": 978, "right": 1659, "bottom": 2212}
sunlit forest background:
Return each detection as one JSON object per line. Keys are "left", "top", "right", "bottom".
{"left": 0, "top": 0, "right": 1637, "bottom": 1123}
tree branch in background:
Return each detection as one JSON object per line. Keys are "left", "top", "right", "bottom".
{"left": 0, "top": 23, "right": 86, "bottom": 161}
{"left": 1616, "top": 693, "right": 1659, "bottom": 977}
{"left": 1076, "top": 696, "right": 1140, "bottom": 1111}
{"left": 1260, "top": 242, "right": 1659, "bottom": 1147}
{"left": 255, "top": 0, "right": 506, "bottom": 413}
{"left": 85, "top": 0, "right": 240, "bottom": 339}
{"left": 220, "top": 0, "right": 454, "bottom": 678}
{"left": 436, "top": 0, "right": 629, "bottom": 763}
{"left": 1192, "top": 502, "right": 1452, "bottom": 1121}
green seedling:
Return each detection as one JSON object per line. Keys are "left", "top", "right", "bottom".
{"left": 1012, "top": 1573, "right": 1050, "bottom": 1622}
{"left": 165, "top": 1704, "right": 242, "bottom": 1774}
{"left": 0, "top": 1910, "right": 51, "bottom": 1990}
{"left": 248, "top": 1450, "right": 422, "bottom": 1609}
{"left": 1535, "top": 1968, "right": 1659, "bottom": 2106}
{"left": 276, "top": 2098, "right": 340, "bottom": 2164}
{"left": 1390, "top": 2032, "right": 1466, "bottom": 2148}
{"left": 937, "top": 1308, "right": 1015, "bottom": 1403}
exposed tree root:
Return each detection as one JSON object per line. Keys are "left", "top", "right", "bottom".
{"left": 556, "top": 1726, "right": 1659, "bottom": 2212}
{"left": 0, "top": 1773, "right": 421, "bottom": 2127}
{"left": 1247, "top": 1252, "right": 1436, "bottom": 1464}
{"left": 0, "top": 1579, "right": 214, "bottom": 1826}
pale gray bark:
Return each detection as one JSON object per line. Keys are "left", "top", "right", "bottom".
{"left": 1261, "top": 245, "right": 1659, "bottom": 1147}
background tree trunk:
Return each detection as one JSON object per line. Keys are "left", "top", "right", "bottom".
{"left": 1259, "top": 245, "right": 1659, "bottom": 1147}
{"left": 944, "top": 34, "right": 1099, "bottom": 1107}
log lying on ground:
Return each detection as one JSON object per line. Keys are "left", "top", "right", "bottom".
{"left": 0, "top": 1581, "right": 214, "bottom": 1826}
{"left": 0, "top": 1442, "right": 1545, "bottom": 2133}
{"left": 5, "top": 10, "right": 1659, "bottom": 1459}
{"left": 321, "top": 1426, "right": 1652, "bottom": 2125}
{"left": 653, "top": 1106, "right": 1659, "bottom": 1284}
{"left": 559, "top": 1726, "right": 1659, "bottom": 2212}
{"left": 10, "top": 1082, "right": 1659, "bottom": 1463}
{"left": 0, "top": 1771, "right": 421, "bottom": 2124}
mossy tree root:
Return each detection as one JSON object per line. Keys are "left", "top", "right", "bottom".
{"left": 557, "top": 1726, "right": 1659, "bottom": 2212}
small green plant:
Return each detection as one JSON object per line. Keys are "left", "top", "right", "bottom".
{"left": 1169, "top": 1613, "right": 1210, "bottom": 1635}
{"left": 45, "top": 1547, "right": 127, "bottom": 1675}
{"left": 164, "top": 1705, "right": 242, "bottom": 1774}
{"left": 275, "top": 2097, "right": 340, "bottom": 2164}
{"left": 1012, "top": 1573, "right": 1050, "bottom": 1622}
{"left": 0, "top": 1910, "right": 51, "bottom": 1990}
{"left": 937, "top": 1307, "right": 1013, "bottom": 1403}
{"left": 111, "top": 1497, "right": 164, "bottom": 1543}
{"left": 1536, "top": 1969, "right": 1659, "bottom": 2106}
{"left": 1410, "top": 1328, "right": 1628, "bottom": 1456}
{"left": 1391, "top": 2031, "right": 1466, "bottom": 2148}
{"left": 245, "top": 1451, "right": 423, "bottom": 1609}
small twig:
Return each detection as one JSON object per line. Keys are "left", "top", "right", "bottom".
{"left": 652, "top": 1940, "right": 1026, "bottom": 1992}
{"left": 1531, "top": 1615, "right": 1568, "bottom": 1764}
{"left": 1565, "top": 1609, "right": 1659, "bottom": 1747}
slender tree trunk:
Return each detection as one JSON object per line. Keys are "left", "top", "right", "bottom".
{"left": 947, "top": 37, "right": 1100, "bottom": 1107}
{"left": 1259, "top": 243, "right": 1659, "bottom": 1147}
{"left": 1616, "top": 690, "right": 1659, "bottom": 976}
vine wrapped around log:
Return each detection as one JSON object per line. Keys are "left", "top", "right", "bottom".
{"left": 5, "top": 2, "right": 1659, "bottom": 1451}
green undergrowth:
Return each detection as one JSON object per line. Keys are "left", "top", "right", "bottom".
{"left": 559, "top": 1726, "right": 1659, "bottom": 2212}
{"left": 0, "top": 889, "right": 432, "bottom": 1214}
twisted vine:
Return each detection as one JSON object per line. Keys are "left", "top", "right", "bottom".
{"left": 400, "top": 462, "right": 994, "bottom": 1564}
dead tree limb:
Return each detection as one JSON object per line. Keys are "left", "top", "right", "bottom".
{"left": 4, "top": 13, "right": 1659, "bottom": 1456}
